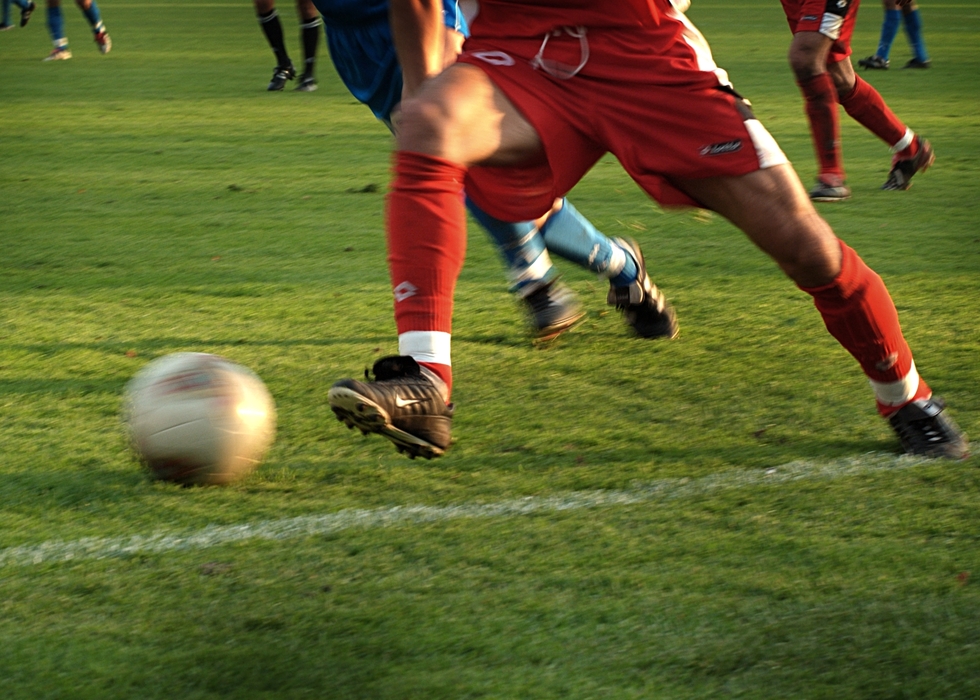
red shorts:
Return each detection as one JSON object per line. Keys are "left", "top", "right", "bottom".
{"left": 457, "top": 18, "right": 785, "bottom": 222}
{"left": 781, "top": 0, "right": 860, "bottom": 63}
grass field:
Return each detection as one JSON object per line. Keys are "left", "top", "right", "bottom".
{"left": 1, "top": 1, "right": 979, "bottom": 698}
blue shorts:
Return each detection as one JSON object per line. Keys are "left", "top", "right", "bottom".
{"left": 314, "top": 0, "right": 468, "bottom": 125}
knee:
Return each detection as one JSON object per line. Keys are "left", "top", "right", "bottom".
{"left": 777, "top": 217, "right": 843, "bottom": 287}
{"left": 828, "top": 63, "right": 856, "bottom": 97}
{"left": 395, "top": 97, "right": 458, "bottom": 159}
{"left": 788, "top": 43, "right": 826, "bottom": 79}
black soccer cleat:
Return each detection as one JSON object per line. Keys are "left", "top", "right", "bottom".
{"left": 902, "top": 58, "right": 931, "bottom": 69}
{"left": 21, "top": 1, "right": 35, "bottom": 27}
{"left": 858, "top": 54, "right": 889, "bottom": 70}
{"left": 328, "top": 355, "right": 454, "bottom": 459}
{"left": 20, "top": 2, "right": 37, "bottom": 27}
{"left": 809, "top": 179, "right": 852, "bottom": 202}
{"left": 522, "top": 279, "right": 584, "bottom": 341}
{"left": 267, "top": 63, "right": 296, "bottom": 91}
{"left": 882, "top": 137, "right": 934, "bottom": 191}
{"left": 888, "top": 396, "right": 969, "bottom": 460}
{"left": 295, "top": 73, "right": 318, "bottom": 92}
{"left": 607, "top": 238, "right": 678, "bottom": 339}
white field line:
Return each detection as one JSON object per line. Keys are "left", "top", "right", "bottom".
{"left": 0, "top": 453, "right": 931, "bottom": 568}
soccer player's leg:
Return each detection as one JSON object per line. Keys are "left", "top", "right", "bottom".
{"left": 901, "top": 1, "right": 930, "bottom": 68}
{"left": 858, "top": 0, "right": 900, "bottom": 69}
{"left": 466, "top": 197, "right": 585, "bottom": 341}
{"left": 254, "top": 0, "right": 295, "bottom": 90}
{"left": 675, "top": 164, "right": 968, "bottom": 458}
{"left": 1, "top": 0, "right": 30, "bottom": 29}
{"left": 788, "top": 29, "right": 849, "bottom": 201}
{"left": 819, "top": 2, "right": 933, "bottom": 190}
{"left": 19, "top": 0, "right": 34, "bottom": 27}
{"left": 43, "top": 0, "right": 71, "bottom": 60}
{"left": 829, "top": 57, "right": 934, "bottom": 190}
{"left": 1, "top": 0, "right": 32, "bottom": 29}
{"left": 294, "top": 0, "right": 320, "bottom": 91}
{"left": 1, "top": 0, "right": 13, "bottom": 29}
{"left": 73, "top": 0, "right": 108, "bottom": 54}
{"left": 539, "top": 200, "right": 677, "bottom": 339}
{"left": 329, "top": 62, "right": 546, "bottom": 457}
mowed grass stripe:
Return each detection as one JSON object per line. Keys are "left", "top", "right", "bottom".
{"left": 0, "top": 452, "right": 931, "bottom": 567}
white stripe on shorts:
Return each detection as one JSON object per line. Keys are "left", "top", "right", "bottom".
{"left": 744, "top": 119, "right": 789, "bottom": 170}
{"left": 669, "top": 3, "right": 732, "bottom": 88}
{"left": 819, "top": 13, "right": 844, "bottom": 40}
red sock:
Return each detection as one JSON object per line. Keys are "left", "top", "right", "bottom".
{"left": 799, "top": 241, "right": 929, "bottom": 416}
{"left": 798, "top": 73, "right": 844, "bottom": 183}
{"left": 387, "top": 151, "right": 468, "bottom": 399}
{"left": 418, "top": 361, "right": 453, "bottom": 396}
{"left": 838, "top": 76, "right": 915, "bottom": 157}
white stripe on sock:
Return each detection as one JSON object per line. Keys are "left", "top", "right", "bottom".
{"left": 510, "top": 250, "right": 554, "bottom": 287}
{"left": 399, "top": 331, "right": 452, "bottom": 366}
{"left": 870, "top": 361, "right": 919, "bottom": 406}
{"left": 598, "top": 245, "right": 626, "bottom": 280}
{"left": 890, "top": 128, "right": 914, "bottom": 154}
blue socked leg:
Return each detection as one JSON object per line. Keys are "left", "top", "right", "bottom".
{"left": 47, "top": 4, "right": 66, "bottom": 45}
{"left": 877, "top": 9, "right": 901, "bottom": 61}
{"left": 465, "top": 196, "right": 556, "bottom": 294}
{"left": 539, "top": 199, "right": 638, "bottom": 286}
{"left": 902, "top": 9, "right": 929, "bottom": 63}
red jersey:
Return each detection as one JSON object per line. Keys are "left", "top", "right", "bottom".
{"left": 472, "top": 0, "right": 667, "bottom": 38}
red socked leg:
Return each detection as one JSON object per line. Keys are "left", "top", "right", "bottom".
{"left": 797, "top": 72, "right": 845, "bottom": 184}
{"left": 838, "top": 75, "right": 916, "bottom": 157}
{"left": 799, "top": 241, "right": 930, "bottom": 416}
{"left": 387, "top": 150, "right": 469, "bottom": 398}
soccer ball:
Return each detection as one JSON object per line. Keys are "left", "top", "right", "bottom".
{"left": 124, "top": 353, "right": 276, "bottom": 485}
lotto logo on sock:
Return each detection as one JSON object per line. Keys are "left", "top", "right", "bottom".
{"left": 393, "top": 281, "right": 418, "bottom": 302}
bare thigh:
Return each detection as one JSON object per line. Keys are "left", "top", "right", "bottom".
{"left": 673, "top": 164, "right": 843, "bottom": 288}
{"left": 395, "top": 63, "right": 545, "bottom": 168}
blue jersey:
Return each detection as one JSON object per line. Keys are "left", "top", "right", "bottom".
{"left": 312, "top": 0, "right": 468, "bottom": 125}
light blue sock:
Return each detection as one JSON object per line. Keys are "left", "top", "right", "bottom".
{"left": 465, "top": 197, "right": 557, "bottom": 294}
{"left": 539, "top": 199, "right": 638, "bottom": 287}
{"left": 877, "top": 9, "right": 901, "bottom": 61}
{"left": 903, "top": 9, "right": 929, "bottom": 62}
{"left": 81, "top": 0, "right": 103, "bottom": 32}
{"left": 46, "top": 4, "right": 66, "bottom": 46}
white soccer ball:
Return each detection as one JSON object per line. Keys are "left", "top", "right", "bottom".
{"left": 124, "top": 353, "right": 276, "bottom": 485}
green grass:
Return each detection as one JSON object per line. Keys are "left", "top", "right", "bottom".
{"left": 1, "top": 1, "right": 979, "bottom": 698}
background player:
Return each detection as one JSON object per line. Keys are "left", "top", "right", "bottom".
{"left": 782, "top": 0, "right": 933, "bottom": 201}
{"left": 327, "top": 0, "right": 966, "bottom": 462}
{"left": 254, "top": 0, "right": 321, "bottom": 91}
{"left": 858, "top": 0, "right": 930, "bottom": 70}
{"left": 313, "top": 0, "right": 677, "bottom": 341}
{"left": 0, "top": 0, "right": 34, "bottom": 30}
{"left": 41, "top": 0, "right": 109, "bottom": 61}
